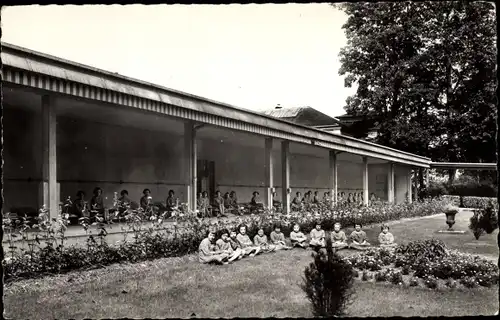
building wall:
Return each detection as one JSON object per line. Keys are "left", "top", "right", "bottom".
{"left": 3, "top": 107, "right": 411, "bottom": 211}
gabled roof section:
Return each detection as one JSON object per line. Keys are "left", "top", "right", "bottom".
{"left": 262, "top": 106, "right": 342, "bottom": 127}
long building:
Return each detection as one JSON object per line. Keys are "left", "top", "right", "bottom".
{"left": 1, "top": 42, "right": 432, "bottom": 218}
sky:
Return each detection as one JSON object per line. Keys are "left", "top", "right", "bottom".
{"left": 1, "top": 4, "right": 356, "bottom": 118}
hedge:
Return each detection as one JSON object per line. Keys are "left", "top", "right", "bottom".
{"left": 3, "top": 199, "right": 451, "bottom": 283}
{"left": 442, "top": 195, "right": 498, "bottom": 209}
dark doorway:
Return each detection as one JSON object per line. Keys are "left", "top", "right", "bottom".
{"left": 197, "top": 160, "right": 215, "bottom": 202}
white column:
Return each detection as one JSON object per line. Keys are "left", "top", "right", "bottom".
{"left": 264, "top": 138, "right": 274, "bottom": 209}
{"left": 329, "top": 150, "right": 338, "bottom": 205}
{"left": 424, "top": 168, "right": 430, "bottom": 187}
{"left": 407, "top": 168, "right": 413, "bottom": 203}
{"left": 387, "top": 163, "right": 395, "bottom": 203}
{"left": 184, "top": 122, "right": 197, "bottom": 211}
{"left": 40, "top": 95, "right": 58, "bottom": 219}
{"left": 281, "top": 141, "right": 290, "bottom": 214}
{"left": 363, "top": 156, "right": 369, "bottom": 206}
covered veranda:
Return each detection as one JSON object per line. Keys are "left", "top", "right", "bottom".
{"left": 2, "top": 42, "right": 432, "bottom": 225}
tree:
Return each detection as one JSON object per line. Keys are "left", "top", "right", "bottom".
{"left": 337, "top": 2, "right": 497, "bottom": 169}
{"left": 301, "top": 238, "right": 355, "bottom": 317}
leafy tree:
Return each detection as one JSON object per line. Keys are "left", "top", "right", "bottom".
{"left": 337, "top": 2, "right": 497, "bottom": 169}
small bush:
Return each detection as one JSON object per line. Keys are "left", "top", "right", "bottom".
{"left": 352, "top": 269, "right": 360, "bottom": 278}
{"left": 389, "top": 271, "right": 404, "bottom": 285}
{"left": 361, "top": 271, "right": 369, "bottom": 281}
{"left": 469, "top": 202, "right": 499, "bottom": 240}
{"left": 445, "top": 278, "right": 457, "bottom": 288}
{"left": 424, "top": 276, "right": 438, "bottom": 289}
{"left": 409, "top": 277, "right": 419, "bottom": 287}
{"left": 402, "top": 265, "right": 410, "bottom": 275}
{"left": 301, "top": 238, "right": 355, "bottom": 317}
{"left": 375, "top": 271, "right": 387, "bottom": 282}
{"left": 460, "top": 277, "right": 477, "bottom": 288}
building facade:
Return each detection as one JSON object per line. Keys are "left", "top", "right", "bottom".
{"left": 1, "top": 43, "right": 432, "bottom": 218}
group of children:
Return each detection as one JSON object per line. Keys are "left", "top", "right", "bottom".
{"left": 197, "top": 190, "right": 265, "bottom": 217}
{"left": 290, "top": 191, "right": 381, "bottom": 211}
{"left": 199, "top": 222, "right": 397, "bottom": 265}
{"left": 198, "top": 224, "right": 292, "bottom": 265}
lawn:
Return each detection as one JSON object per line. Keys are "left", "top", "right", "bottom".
{"left": 3, "top": 210, "right": 498, "bottom": 318}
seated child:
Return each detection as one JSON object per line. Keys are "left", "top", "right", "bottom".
{"left": 291, "top": 192, "right": 303, "bottom": 211}
{"left": 228, "top": 230, "right": 247, "bottom": 258}
{"left": 309, "top": 222, "right": 326, "bottom": 250}
{"left": 216, "top": 229, "right": 244, "bottom": 262}
{"left": 250, "top": 191, "right": 264, "bottom": 213}
{"left": 270, "top": 225, "right": 292, "bottom": 250}
{"left": 253, "top": 228, "right": 276, "bottom": 253}
{"left": 378, "top": 224, "right": 397, "bottom": 248}
{"left": 349, "top": 223, "right": 371, "bottom": 250}
{"left": 330, "top": 222, "right": 349, "bottom": 251}
{"left": 198, "top": 231, "right": 230, "bottom": 265}
{"left": 236, "top": 225, "right": 261, "bottom": 257}
{"left": 289, "top": 224, "right": 308, "bottom": 248}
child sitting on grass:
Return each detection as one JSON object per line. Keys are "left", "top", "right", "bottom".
{"left": 229, "top": 230, "right": 248, "bottom": 258}
{"left": 309, "top": 222, "right": 326, "bottom": 250}
{"left": 216, "top": 229, "right": 244, "bottom": 262}
{"left": 290, "top": 224, "right": 308, "bottom": 248}
{"left": 378, "top": 224, "right": 397, "bottom": 248}
{"left": 198, "top": 231, "right": 230, "bottom": 265}
{"left": 330, "top": 222, "right": 349, "bottom": 251}
{"left": 236, "top": 225, "right": 261, "bottom": 257}
{"left": 270, "top": 225, "right": 292, "bottom": 250}
{"left": 253, "top": 228, "right": 276, "bottom": 253}
{"left": 349, "top": 223, "right": 371, "bottom": 250}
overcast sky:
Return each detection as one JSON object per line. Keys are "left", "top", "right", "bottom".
{"left": 1, "top": 4, "right": 356, "bottom": 117}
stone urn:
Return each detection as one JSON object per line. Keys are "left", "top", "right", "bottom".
{"left": 444, "top": 206, "right": 459, "bottom": 230}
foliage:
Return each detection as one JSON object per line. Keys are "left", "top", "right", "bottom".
{"left": 337, "top": 2, "right": 497, "bottom": 164}
{"left": 1, "top": 199, "right": 452, "bottom": 282}
{"left": 424, "top": 276, "right": 439, "bottom": 289}
{"left": 462, "top": 196, "right": 498, "bottom": 210}
{"left": 409, "top": 277, "right": 419, "bottom": 287}
{"left": 443, "top": 204, "right": 459, "bottom": 216}
{"left": 469, "top": 201, "right": 499, "bottom": 240}
{"left": 346, "top": 240, "right": 499, "bottom": 290}
{"left": 301, "top": 237, "right": 355, "bottom": 317}
{"left": 440, "top": 195, "right": 461, "bottom": 207}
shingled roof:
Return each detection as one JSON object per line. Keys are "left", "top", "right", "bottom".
{"left": 262, "top": 106, "right": 342, "bottom": 127}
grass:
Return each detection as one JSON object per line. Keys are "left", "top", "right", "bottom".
{"left": 4, "top": 210, "right": 499, "bottom": 318}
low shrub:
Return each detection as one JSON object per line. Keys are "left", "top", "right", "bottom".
{"left": 409, "top": 277, "right": 419, "bottom": 287}
{"left": 469, "top": 201, "right": 498, "bottom": 240}
{"left": 361, "top": 271, "right": 370, "bottom": 281}
{"left": 389, "top": 270, "right": 403, "bottom": 285}
{"left": 375, "top": 270, "right": 388, "bottom": 282}
{"left": 460, "top": 276, "right": 477, "bottom": 288}
{"left": 347, "top": 240, "right": 499, "bottom": 289}
{"left": 424, "top": 276, "right": 438, "bottom": 289}
{"left": 2, "top": 199, "right": 453, "bottom": 282}
{"left": 301, "top": 238, "right": 355, "bottom": 317}
{"left": 445, "top": 278, "right": 457, "bottom": 288}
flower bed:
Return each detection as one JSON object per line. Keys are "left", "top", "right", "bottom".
{"left": 345, "top": 239, "right": 499, "bottom": 289}
{"left": 3, "top": 199, "right": 451, "bottom": 282}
